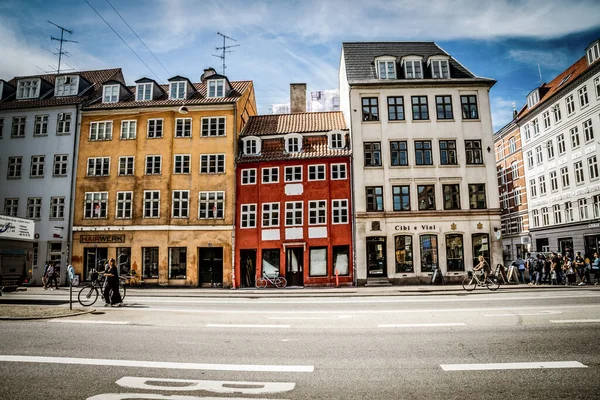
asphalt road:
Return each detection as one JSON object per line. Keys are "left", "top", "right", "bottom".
{"left": 1, "top": 289, "right": 600, "bottom": 399}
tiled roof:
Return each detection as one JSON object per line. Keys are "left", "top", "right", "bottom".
{"left": 238, "top": 135, "right": 351, "bottom": 163}
{"left": 342, "top": 42, "right": 494, "bottom": 84}
{"left": 0, "top": 68, "right": 124, "bottom": 110}
{"left": 240, "top": 111, "right": 347, "bottom": 137}
{"left": 84, "top": 80, "right": 253, "bottom": 109}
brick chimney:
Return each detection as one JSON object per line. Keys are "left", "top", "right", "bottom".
{"left": 290, "top": 83, "right": 306, "bottom": 113}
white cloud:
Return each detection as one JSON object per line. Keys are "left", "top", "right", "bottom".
{"left": 507, "top": 49, "right": 570, "bottom": 69}
{"left": 491, "top": 96, "right": 519, "bottom": 132}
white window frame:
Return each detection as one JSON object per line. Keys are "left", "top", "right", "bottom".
{"left": 86, "top": 157, "right": 110, "bottom": 177}
{"left": 261, "top": 202, "right": 280, "bottom": 227}
{"left": 89, "top": 121, "right": 113, "bottom": 141}
{"left": 588, "top": 42, "right": 600, "bottom": 64}
{"left": 570, "top": 126, "right": 580, "bottom": 149}
{"left": 173, "top": 154, "right": 191, "bottom": 175}
{"left": 53, "top": 154, "right": 68, "bottom": 177}
{"left": 50, "top": 196, "right": 65, "bottom": 219}
{"left": 328, "top": 130, "right": 345, "bottom": 149}
{"left": 136, "top": 82, "right": 153, "bottom": 101}
{"left": 240, "top": 204, "right": 257, "bottom": 228}
{"left": 201, "top": 117, "right": 226, "bottom": 137}
{"left": 553, "top": 204, "right": 562, "bottom": 224}
{"left": 538, "top": 175, "right": 546, "bottom": 195}
{"left": 509, "top": 137, "right": 516, "bottom": 153}
{"left": 583, "top": 119, "right": 594, "bottom": 143}
{"left": 403, "top": 58, "right": 423, "bottom": 79}
{"left": 546, "top": 139, "right": 555, "bottom": 160}
{"left": 172, "top": 190, "right": 190, "bottom": 218}
{"left": 578, "top": 85, "right": 589, "bottom": 108}
{"left": 145, "top": 155, "right": 162, "bottom": 175}
{"left": 207, "top": 79, "right": 225, "bottom": 98}
{"left": 574, "top": 161, "right": 585, "bottom": 184}
{"left": 332, "top": 199, "right": 349, "bottom": 224}
{"left": 120, "top": 120, "right": 137, "bottom": 140}
{"left": 553, "top": 104, "right": 562, "bottom": 123}
{"left": 16, "top": 78, "right": 40, "bottom": 99}
{"left": 376, "top": 58, "right": 396, "bottom": 79}
{"left": 557, "top": 134, "right": 566, "bottom": 155}
{"left": 84, "top": 192, "right": 108, "bottom": 219}
{"left": 30, "top": 155, "right": 45, "bottom": 178}
{"left": 175, "top": 118, "right": 192, "bottom": 138}
{"left": 430, "top": 59, "right": 450, "bottom": 79}
{"left": 579, "top": 198, "right": 589, "bottom": 220}
{"left": 285, "top": 133, "right": 303, "bottom": 153}
{"left": 147, "top": 119, "right": 163, "bottom": 138}
{"left": 542, "top": 111, "right": 551, "bottom": 130}
{"left": 34, "top": 115, "right": 49, "bottom": 136}
{"left": 284, "top": 166, "right": 302, "bottom": 182}
{"left": 308, "top": 200, "right": 327, "bottom": 226}
{"left": 522, "top": 124, "right": 531, "bottom": 141}
{"left": 308, "top": 164, "right": 326, "bottom": 181}
{"left": 261, "top": 167, "right": 279, "bottom": 184}
{"left": 561, "top": 166, "right": 570, "bottom": 188}
{"left": 513, "top": 187, "right": 522, "bottom": 206}
{"left": 527, "top": 90, "right": 539, "bottom": 108}
{"left": 588, "top": 155, "right": 599, "bottom": 180}
{"left": 242, "top": 136, "right": 260, "bottom": 154}
{"left": 594, "top": 195, "right": 600, "bottom": 219}
{"left": 535, "top": 146, "right": 543, "bottom": 165}
{"left": 241, "top": 168, "right": 257, "bottom": 185}
{"left": 541, "top": 207, "right": 549, "bottom": 226}
{"left": 565, "top": 202, "right": 574, "bottom": 222}
{"left": 56, "top": 113, "right": 72, "bottom": 135}
{"left": 143, "top": 190, "right": 161, "bottom": 218}
{"left": 198, "top": 191, "right": 225, "bottom": 219}
{"left": 285, "top": 201, "right": 303, "bottom": 227}
{"left": 169, "top": 81, "right": 186, "bottom": 100}
{"left": 4, "top": 198, "right": 18, "bottom": 216}
{"left": 7, "top": 157, "right": 22, "bottom": 178}
{"left": 55, "top": 75, "right": 78, "bottom": 96}
{"left": 26, "top": 197, "right": 42, "bottom": 220}
{"left": 511, "top": 162, "right": 519, "bottom": 179}
{"left": 200, "top": 154, "right": 225, "bottom": 174}
{"left": 566, "top": 94, "right": 575, "bottom": 115}
{"left": 118, "top": 156, "right": 135, "bottom": 176}
{"left": 116, "top": 191, "right": 133, "bottom": 219}
{"left": 331, "top": 163, "right": 347, "bottom": 180}
{"left": 531, "top": 119, "right": 539, "bottom": 136}
{"left": 595, "top": 76, "right": 600, "bottom": 99}
{"left": 103, "top": 84, "right": 119, "bottom": 103}
{"left": 550, "top": 171, "right": 558, "bottom": 192}
{"left": 526, "top": 151, "right": 534, "bottom": 169}
{"left": 11, "top": 116, "right": 26, "bottom": 138}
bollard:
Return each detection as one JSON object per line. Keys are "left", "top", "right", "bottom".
{"left": 335, "top": 269, "right": 339, "bottom": 287}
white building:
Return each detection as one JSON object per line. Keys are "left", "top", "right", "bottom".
{"left": 339, "top": 42, "right": 502, "bottom": 285}
{"left": 272, "top": 89, "right": 340, "bottom": 114}
{"left": 0, "top": 69, "right": 124, "bottom": 284}
{"left": 519, "top": 39, "right": 600, "bottom": 257}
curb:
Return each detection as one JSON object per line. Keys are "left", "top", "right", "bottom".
{"left": 0, "top": 308, "right": 96, "bottom": 321}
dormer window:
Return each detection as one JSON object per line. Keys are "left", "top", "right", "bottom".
{"left": 136, "top": 83, "right": 153, "bottom": 101}
{"left": 55, "top": 75, "right": 78, "bottom": 96}
{"left": 242, "top": 136, "right": 261, "bottom": 155}
{"left": 376, "top": 57, "right": 396, "bottom": 79}
{"left": 328, "top": 130, "right": 345, "bottom": 149}
{"left": 169, "top": 81, "right": 186, "bottom": 99}
{"left": 587, "top": 40, "right": 600, "bottom": 65}
{"left": 285, "top": 134, "right": 303, "bottom": 153}
{"left": 403, "top": 59, "right": 423, "bottom": 79}
{"left": 16, "top": 79, "right": 40, "bottom": 99}
{"left": 103, "top": 84, "right": 119, "bottom": 103}
{"left": 527, "top": 89, "right": 540, "bottom": 109}
{"left": 430, "top": 59, "right": 450, "bottom": 79}
{"left": 208, "top": 79, "right": 225, "bottom": 97}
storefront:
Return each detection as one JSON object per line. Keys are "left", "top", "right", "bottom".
{"left": 530, "top": 220, "right": 600, "bottom": 259}
{"left": 0, "top": 215, "right": 35, "bottom": 287}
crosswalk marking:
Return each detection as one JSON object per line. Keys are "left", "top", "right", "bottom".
{"left": 206, "top": 324, "right": 291, "bottom": 328}
{"left": 378, "top": 323, "right": 466, "bottom": 328}
{"left": 440, "top": 361, "right": 587, "bottom": 371}
{"left": 550, "top": 319, "right": 600, "bottom": 324}
{"left": 48, "top": 320, "right": 130, "bottom": 325}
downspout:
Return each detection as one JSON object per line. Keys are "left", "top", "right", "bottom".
{"left": 231, "top": 102, "right": 238, "bottom": 289}
{"left": 348, "top": 86, "right": 358, "bottom": 287}
{"left": 66, "top": 104, "right": 81, "bottom": 284}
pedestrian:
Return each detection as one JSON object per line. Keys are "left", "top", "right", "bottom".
{"left": 515, "top": 256, "right": 526, "bottom": 284}
{"left": 526, "top": 253, "right": 536, "bottom": 284}
{"left": 46, "top": 263, "right": 58, "bottom": 290}
{"left": 563, "top": 256, "right": 576, "bottom": 285}
{"left": 575, "top": 252, "right": 586, "bottom": 285}
{"left": 103, "top": 258, "right": 123, "bottom": 307}
{"left": 592, "top": 253, "right": 600, "bottom": 285}
{"left": 550, "top": 263, "right": 558, "bottom": 285}
{"left": 42, "top": 261, "right": 49, "bottom": 289}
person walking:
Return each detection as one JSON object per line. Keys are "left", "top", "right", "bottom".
{"left": 592, "top": 253, "right": 600, "bottom": 285}
{"left": 575, "top": 252, "right": 586, "bottom": 285}
{"left": 526, "top": 253, "right": 536, "bottom": 284}
{"left": 103, "top": 258, "right": 123, "bottom": 307}
{"left": 515, "top": 256, "right": 526, "bottom": 284}
{"left": 46, "top": 263, "right": 58, "bottom": 290}
{"left": 42, "top": 262, "right": 49, "bottom": 289}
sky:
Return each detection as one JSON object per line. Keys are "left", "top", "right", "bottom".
{"left": 1, "top": 0, "right": 600, "bottom": 131}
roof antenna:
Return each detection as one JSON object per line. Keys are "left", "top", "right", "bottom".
{"left": 212, "top": 32, "right": 240, "bottom": 75}
{"left": 48, "top": 21, "right": 78, "bottom": 74}
{"left": 512, "top": 101, "right": 518, "bottom": 119}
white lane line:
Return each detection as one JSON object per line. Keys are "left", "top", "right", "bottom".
{"left": 484, "top": 310, "right": 563, "bottom": 317}
{"left": 379, "top": 323, "right": 466, "bottom": 328}
{"left": 268, "top": 315, "right": 352, "bottom": 320}
{"left": 0, "top": 355, "right": 314, "bottom": 373}
{"left": 550, "top": 319, "right": 600, "bottom": 324}
{"left": 441, "top": 361, "right": 587, "bottom": 371}
{"left": 206, "top": 324, "right": 291, "bottom": 329}
{"left": 48, "top": 320, "right": 130, "bottom": 325}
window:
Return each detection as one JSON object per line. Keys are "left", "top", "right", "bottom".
{"left": 243, "top": 138, "right": 259, "bottom": 155}
{"left": 147, "top": 119, "right": 163, "bottom": 138}
{"left": 468, "top": 184, "right": 486, "bottom": 209}
{"left": 331, "top": 164, "right": 347, "bottom": 180}
{"left": 142, "top": 247, "right": 159, "bottom": 279}
{"left": 308, "top": 165, "right": 326, "bottom": 181}
{"left": 34, "top": 115, "right": 48, "bottom": 136}
{"left": 26, "top": 198, "right": 42, "bottom": 219}
{"left": 461, "top": 95, "right": 479, "bottom": 119}
{"left": 541, "top": 207, "right": 550, "bottom": 225}
{"left": 145, "top": 155, "right": 162, "bottom": 175}
{"left": 465, "top": 140, "right": 483, "bottom": 164}
{"left": 208, "top": 79, "right": 225, "bottom": 97}
{"left": 240, "top": 204, "right": 256, "bottom": 228}
{"left": 404, "top": 59, "right": 422, "bottom": 79}
{"left": 55, "top": 75, "right": 78, "bottom": 96}
{"left": 574, "top": 161, "right": 585, "bottom": 184}
{"left": 50, "top": 197, "right": 64, "bottom": 219}
{"left": 0, "top": 118, "right": 3, "bottom": 139}
{"left": 439, "top": 140, "right": 457, "bottom": 165}
{"left": 553, "top": 204, "right": 562, "bottom": 224}
{"left": 308, "top": 200, "right": 327, "bottom": 225}
{"left": 565, "top": 202, "right": 574, "bottom": 222}
{"left": 535, "top": 145, "right": 543, "bottom": 165}
{"left": 570, "top": 127, "right": 580, "bottom": 149}
{"left": 578, "top": 86, "right": 589, "bottom": 108}
{"left": 389, "top": 141, "right": 409, "bottom": 166}
{"left": 173, "top": 155, "right": 190, "bottom": 175}
{"left": 169, "top": 81, "right": 186, "bottom": 99}
{"left": 136, "top": 83, "right": 152, "bottom": 101}
{"left": 443, "top": 184, "right": 460, "bottom": 210}
{"left": 415, "top": 140, "right": 433, "bottom": 165}
{"left": 175, "top": 118, "right": 192, "bottom": 138}
{"left": 420, "top": 234, "right": 438, "bottom": 272}
{"left": 168, "top": 248, "right": 187, "bottom": 279}
{"left": 550, "top": 171, "right": 558, "bottom": 191}
{"left": 393, "top": 236, "right": 413, "bottom": 273}
{"left": 446, "top": 234, "right": 464, "bottom": 271}
{"left": 417, "top": 185, "right": 435, "bottom": 210}
{"left": 387, "top": 96, "right": 404, "bottom": 120}
{"left": 546, "top": 139, "right": 555, "bottom": 159}
{"left": 529, "top": 179, "right": 537, "bottom": 197}
{"left": 542, "top": 111, "right": 551, "bottom": 130}
{"left": 527, "top": 90, "right": 539, "bottom": 108}
{"left": 55, "top": 113, "right": 71, "bottom": 135}
{"left": 588, "top": 42, "right": 600, "bottom": 64}
{"left": 557, "top": 134, "right": 566, "bottom": 154}
{"left": 201, "top": 117, "right": 226, "bottom": 137}
{"left": 411, "top": 96, "right": 429, "bottom": 120}
{"left": 377, "top": 60, "right": 396, "bottom": 79}
{"left": 4, "top": 199, "right": 18, "bottom": 216}
{"left": 8, "top": 157, "right": 22, "bottom": 178}
{"left": 366, "top": 187, "right": 384, "bottom": 212}
{"left": 116, "top": 156, "right": 134, "bottom": 176}
{"left": 435, "top": 95, "right": 453, "bottom": 119}
{"left": 364, "top": 142, "right": 382, "bottom": 166}
{"left": 561, "top": 167, "right": 570, "bottom": 188}
{"left": 285, "top": 135, "right": 302, "bottom": 153}
{"left": 120, "top": 120, "right": 136, "bottom": 140}
{"left": 511, "top": 162, "right": 519, "bottom": 179}
{"left": 143, "top": 191, "right": 160, "bottom": 218}
{"left": 262, "top": 167, "right": 279, "bottom": 183}
{"left": 362, "top": 97, "right": 379, "bottom": 121}
{"left": 284, "top": 166, "right": 302, "bottom": 182}
{"left": 262, "top": 249, "right": 280, "bottom": 277}
{"left": 30, "top": 155, "right": 45, "bottom": 177}
{"left": 589, "top": 156, "right": 599, "bottom": 180}
{"left": 198, "top": 191, "right": 224, "bottom": 219}
{"left": 53, "top": 154, "right": 68, "bottom": 177}
{"left": 594, "top": 195, "right": 600, "bottom": 218}
{"left": 500, "top": 193, "right": 509, "bottom": 210}
{"left": 531, "top": 119, "right": 539, "bottom": 136}
{"left": 116, "top": 191, "right": 133, "bottom": 219}
{"left": 329, "top": 131, "right": 344, "bottom": 149}
{"left": 262, "top": 202, "right": 280, "bottom": 227}
{"left": 241, "top": 168, "right": 256, "bottom": 184}
{"left": 539, "top": 175, "right": 547, "bottom": 195}
{"left": 89, "top": 122, "right": 112, "bottom": 141}
{"left": 200, "top": 154, "right": 225, "bottom": 174}
{"left": 84, "top": 192, "right": 108, "bottom": 218}
{"left": 171, "top": 190, "right": 189, "bottom": 218}
{"left": 523, "top": 124, "right": 531, "bottom": 141}
{"left": 333, "top": 246, "right": 350, "bottom": 275}
{"left": 16, "top": 79, "right": 39, "bottom": 99}
{"left": 87, "top": 157, "right": 110, "bottom": 177}
{"left": 332, "top": 199, "right": 349, "bottom": 224}
{"left": 103, "top": 85, "right": 119, "bottom": 103}
{"left": 596, "top": 77, "right": 600, "bottom": 98}
{"left": 553, "top": 104, "right": 562, "bottom": 123}
{"left": 579, "top": 199, "right": 589, "bottom": 220}
{"left": 509, "top": 137, "right": 516, "bottom": 153}
{"left": 526, "top": 151, "right": 534, "bottom": 169}
{"left": 583, "top": 119, "right": 594, "bottom": 143}
{"left": 431, "top": 59, "right": 450, "bottom": 78}
{"left": 513, "top": 187, "right": 522, "bottom": 206}
{"left": 309, "top": 247, "right": 327, "bottom": 277}
{"left": 531, "top": 209, "right": 540, "bottom": 227}
{"left": 285, "top": 201, "right": 303, "bottom": 226}
{"left": 566, "top": 94, "right": 575, "bottom": 115}
{"left": 11, "top": 116, "right": 26, "bottom": 137}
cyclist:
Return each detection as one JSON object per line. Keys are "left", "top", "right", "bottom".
{"left": 473, "top": 255, "right": 490, "bottom": 283}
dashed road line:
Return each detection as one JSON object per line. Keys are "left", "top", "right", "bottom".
{"left": 440, "top": 361, "right": 587, "bottom": 371}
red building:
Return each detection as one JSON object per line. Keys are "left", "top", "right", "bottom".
{"left": 235, "top": 111, "right": 352, "bottom": 287}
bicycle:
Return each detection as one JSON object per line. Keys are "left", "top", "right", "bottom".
{"left": 462, "top": 270, "right": 500, "bottom": 292}
{"left": 77, "top": 270, "right": 127, "bottom": 306}
{"left": 255, "top": 271, "right": 287, "bottom": 289}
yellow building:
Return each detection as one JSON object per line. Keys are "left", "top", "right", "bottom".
{"left": 72, "top": 68, "right": 256, "bottom": 287}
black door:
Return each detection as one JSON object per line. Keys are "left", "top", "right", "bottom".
{"left": 239, "top": 249, "right": 256, "bottom": 288}
{"left": 285, "top": 247, "right": 303, "bottom": 287}
{"left": 367, "top": 237, "right": 387, "bottom": 277}
{"left": 199, "top": 247, "right": 223, "bottom": 287}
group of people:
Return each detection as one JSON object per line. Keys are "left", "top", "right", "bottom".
{"left": 41, "top": 262, "right": 59, "bottom": 290}
{"left": 512, "top": 251, "right": 600, "bottom": 286}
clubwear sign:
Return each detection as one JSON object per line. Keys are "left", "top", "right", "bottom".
{"left": 0, "top": 215, "right": 35, "bottom": 241}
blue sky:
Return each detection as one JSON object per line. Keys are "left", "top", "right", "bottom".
{"left": 1, "top": 0, "right": 599, "bottom": 130}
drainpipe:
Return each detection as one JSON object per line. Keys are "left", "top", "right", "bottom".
{"left": 231, "top": 102, "right": 238, "bottom": 289}
{"left": 66, "top": 104, "right": 81, "bottom": 285}
{"left": 348, "top": 86, "right": 357, "bottom": 287}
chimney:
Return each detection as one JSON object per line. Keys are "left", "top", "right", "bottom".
{"left": 290, "top": 83, "right": 306, "bottom": 113}
{"left": 201, "top": 68, "right": 217, "bottom": 82}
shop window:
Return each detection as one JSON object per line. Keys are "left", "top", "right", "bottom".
{"left": 116, "top": 248, "right": 131, "bottom": 276}
{"left": 84, "top": 247, "right": 107, "bottom": 281}
{"left": 143, "top": 247, "right": 159, "bottom": 279}
{"left": 446, "top": 234, "right": 464, "bottom": 271}
{"left": 366, "top": 237, "right": 386, "bottom": 277}
{"left": 472, "top": 234, "right": 490, "bottom": 269}
{"left": 333, "top": 246, "right": 350, "bottom": 276}
{"left": 309, "top": 247, "right": 327, "bottom": 277}
{"left": 394, "top": 235, "right": 413, "bottom": 273}
{"left": 262, "top": 249, "right": 280, "bottom": 277}
{"left": 169, "top": 247, "right": 187, "bottom": 279}
{"left": 419, "top": 235, "right": 438, "bottom": 273}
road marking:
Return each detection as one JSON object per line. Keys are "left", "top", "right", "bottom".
{"left": 440, "top": 361, "right": 587, "bottom": 371}
{"left": 0, "top": 355, "right": 314, "bottom": 373}
{"left": 378, "top": 323, "right": 466, "bottom": 328}
{"left": 48, "top": 320, "right": 130, "bottom": 325}
{"left": 206, "top": 324, "right": 291, "bottom": 329}
{"left": 550, "top": 319, "right": 600, "bottom": 324}
{"left": 268, "top": 315, "right": 352, "bottom": 320}
{"left": 484, "top": 310, "right": 563, "bottom": 317}
{"left": 116, "top": 377, "right": 295, "bottom": 394}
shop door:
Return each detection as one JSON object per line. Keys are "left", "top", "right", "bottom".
{"left": 558, "top": 238, "right": 573, "bottom": 257}
{"left": 367, "top": 237, "right": 387, "bottom": 277}
{"left": 285, "top": 247, "right": 303, "bottom": 287}
{"left": 198, "top": 247, "right": 223, "bottom": 287}
{"left": 240, "top": 249, "right": 256, "bottom": 288}
{"left": 585, "top": 235, "right": 600, "bottom": 259}
{"left": 83, "top": 247, "right": 108, "bottom": 281}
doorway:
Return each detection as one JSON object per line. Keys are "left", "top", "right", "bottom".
{"left": 239, "top": 249, "right": 256, "bottom": 288}
{"left": 285, "top": 247, "right": 304, "bottom": 286}
{"left": 366, "top": 237, "right": 387, "bottom": 277}
{"left": 83, "top": 247, "right": 107, "bottom": 281}
{"left": 198, "top": 247, "right": 223, "bottom": 287}
{"left": 558, "top": 238, "right": 573, "bottom": 257}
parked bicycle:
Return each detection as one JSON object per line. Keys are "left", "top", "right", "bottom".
{"left": 255, "top": 271, "right": 287, "bottom": 289}
{"left": 77, "top": 269, "right": 127, "bottom": 306}
{"left": 462, "top": 270, "right": 500, "bottom": 292}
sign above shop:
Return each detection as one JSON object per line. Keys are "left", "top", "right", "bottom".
{"left": 394, "top": 224, "right": 437, "bottom": 232}
{"left": 0, "top": 215, "right": 35, "bottom": 241}
{"left": 80, "top": 235, "right": 125, "bottom": 244}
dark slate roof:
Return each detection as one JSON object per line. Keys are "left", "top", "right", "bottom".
{"left": 240, "top": 111, "right": 347, "bottom": 137}
{"left": 0, "top": 68, "right": 124, "bottom": 110}
{"left": 238, "top": 135, "right": 351, "bottom": 163}
{"left": 342, "top": 42, "right": 494, "bottom": 85}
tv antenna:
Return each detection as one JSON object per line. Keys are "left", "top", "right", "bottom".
{"left": 48, "top": 21, "right": 78, "bottom": 74}
{"left": 212, "top": 32, "right": 240, "bottom": 75}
